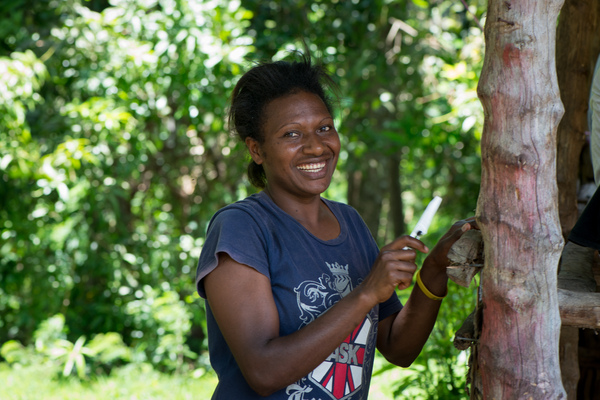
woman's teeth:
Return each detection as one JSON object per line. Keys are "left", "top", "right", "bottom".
{"left": 298, "top": 162, "right": 326, "bottom": 172}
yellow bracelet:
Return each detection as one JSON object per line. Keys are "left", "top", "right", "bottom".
{"left": 416, "top": 270, "right": 446, "bottom": 301}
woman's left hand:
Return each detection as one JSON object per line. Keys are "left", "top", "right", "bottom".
{"left": 423, "top": 217, "right": 479, "bottom": 272}
{"left": 376, "top": 217, "right": 479, "bottom": 366}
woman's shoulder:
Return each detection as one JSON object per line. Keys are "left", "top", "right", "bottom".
{"left": 215, "top": 192, "right": 262, "bottom": 213}
{"left": 211, "top": 192, "right": 269, "bottom": 225}
{"left": 229, "top": 191, "right": 269, "bottom": 208}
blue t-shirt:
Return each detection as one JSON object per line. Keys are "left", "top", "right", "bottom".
{"left": 196, "top": 191, "right": 402, "bottom": 399}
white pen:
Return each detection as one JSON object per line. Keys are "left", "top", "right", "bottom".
{"left": 409, "top": 196, "right": 442, "bottom": 240}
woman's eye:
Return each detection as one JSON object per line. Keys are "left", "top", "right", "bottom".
{"left": 319, "top": 125, "right": 332, "bottom": 133}
{"left": 284, "top": 131, "right": 299, "bottom": 138}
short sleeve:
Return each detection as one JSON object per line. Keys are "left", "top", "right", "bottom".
{"left": 196, "top": 208, "right": 270, "bottom": 298}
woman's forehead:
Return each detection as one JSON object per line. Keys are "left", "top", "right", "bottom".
{"left": 263, "top": 91, "right": 331, "bottom": 128}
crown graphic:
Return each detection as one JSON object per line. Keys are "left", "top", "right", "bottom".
{"left": 327, "top": 262, "right": 349, "bottom": 276}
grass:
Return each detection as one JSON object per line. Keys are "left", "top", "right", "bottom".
{"left": 0, "top": 361, "right": 403, "bottom": 400}
{"left": 0, "top": 363, "right": 218, "bottom": 400}
{"left": 0, "top": 353, "right": 462, "bottom": 400}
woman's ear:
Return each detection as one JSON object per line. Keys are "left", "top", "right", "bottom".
{"left": 245, "top": 137, "right": 263, "bottom": 165}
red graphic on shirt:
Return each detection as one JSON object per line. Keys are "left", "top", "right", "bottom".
{"left": 309, "top": 317, "right": 371, "bottom": 400}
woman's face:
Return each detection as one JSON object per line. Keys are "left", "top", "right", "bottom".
{"left": 246, "top": 90, "right": 340, "bottom": 200}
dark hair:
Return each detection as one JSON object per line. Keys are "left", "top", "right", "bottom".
{"left": 228, "top": 53, "right": 337, "bottom": 188}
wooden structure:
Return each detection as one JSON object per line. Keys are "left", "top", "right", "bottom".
{"left": 556, "top": 0, "right": 600, "bottom": 236}
{"left": 449, "top": 232, "right": 600, "bottom": 399}
{"left": 451, "top": 0, "right": 600, "bottom": 398}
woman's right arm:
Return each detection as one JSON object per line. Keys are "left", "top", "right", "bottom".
{"left": 204, "top": 251, "right": 399, "bottom": 396}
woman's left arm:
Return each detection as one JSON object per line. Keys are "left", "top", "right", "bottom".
{"left": 376, "top": 218, "right": 478, "bottom": 367}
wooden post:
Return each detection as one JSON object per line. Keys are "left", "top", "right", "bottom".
{"left": 476, "top": 0, "right": 566, "bottom": 398}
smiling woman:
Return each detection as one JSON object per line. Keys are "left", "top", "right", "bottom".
{"left": 195, "top": 53, "right": 477, "bottom": 399}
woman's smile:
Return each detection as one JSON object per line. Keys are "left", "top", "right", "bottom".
{"left": 297, "top": 161, "right": 327, "bottom": 173}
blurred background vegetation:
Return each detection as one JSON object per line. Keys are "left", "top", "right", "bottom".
{"left": 0, "top": 0, "right": 485, "bottom": 398}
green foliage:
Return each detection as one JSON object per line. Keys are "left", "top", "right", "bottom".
{"left": 0, "top": 340, "right": 41, "bottom": 366}
{"left": 0, "top": 0, "right": 485, "bottom": 396}
{"left": 390, "top": 283, "right": 476, "bottom": 399}
{"left": 1, "top": 0, "right": 252, "bottom": 372}
{"left": 1, "top": 314, "right": 131, "bottom": 379}
{"left": 125, "top": 289, "right": 197, "bottom": 371}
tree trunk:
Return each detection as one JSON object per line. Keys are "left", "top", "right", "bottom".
{"left": 347, "top": 152, "right": 387, "bottom": 241}
{"left": 476, "top": 0, "right": 566, "bottom": 398}
{"left": 389, "top": 153, "right": 405, "bottom": 238}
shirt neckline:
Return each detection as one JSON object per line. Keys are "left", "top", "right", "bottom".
{"left": 255, "top": 191, "right": 348, "bottom": 245}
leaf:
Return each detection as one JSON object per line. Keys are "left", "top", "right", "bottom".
{"left": 123, "top": 253, "right": 137, "bottom": 264}
{"left": 0, "top": 340, "right": 25, "bottom": 363}
{"left": 63, "top": 356, "right": 75, "bottom": 377}
{"left": 75, "top": 354, "right": 87, "bottom": 378}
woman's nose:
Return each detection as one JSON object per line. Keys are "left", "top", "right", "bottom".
{"left": 303, "top": 133, "right": 325, "bottom": 155}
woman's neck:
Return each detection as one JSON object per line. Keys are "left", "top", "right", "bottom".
{"left": 263, "top": 187, "right": 340, "bottom": 240}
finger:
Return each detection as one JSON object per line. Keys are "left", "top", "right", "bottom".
{"left": 375, "top": 257, "right": 418, "bottom": 293}
{"left": 380, "top": 248, "right": 418, "bottom": 262}
{"left": 386, "top": 259, "right": 418, "bottom": 274}
{"left": 391, "top": 267, "right": 417, "bottom": 291}
{"left": 443, "top": 221, "right": 476, "bottom": 248}
{"left": 445, "top": 218, "right": 477, "bottom": 238}
{"left": 397, "top": 278, "right": 412, "bottom": 291}
{"left": 384, "top": 235, "right": 430, "bottom": 253}
{"left": 468, "top": 219, "right": 480, "bottom": 230}
{"left": 449, "top": 222, "right": 471, "bottom": 241}
{"left": 461, "top": 216, "right": 479, "bottom": 230}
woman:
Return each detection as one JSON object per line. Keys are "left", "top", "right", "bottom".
{"left": 196, "top": 55, "right": 476, "bottom": 399}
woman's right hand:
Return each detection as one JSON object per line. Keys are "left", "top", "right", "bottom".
{"left": 360, "top": 235, "right": 430, "bottom": 304}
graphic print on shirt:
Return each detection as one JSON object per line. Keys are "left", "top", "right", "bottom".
{"left": 286, "top": 262, "right": 374, "bottom": 400}
{"left": 294, "top": 262, "right": 352, "bottom": 326}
